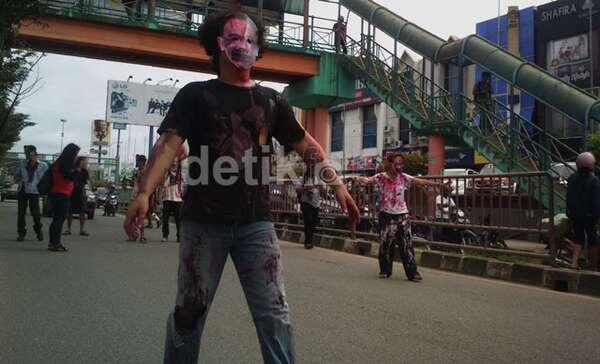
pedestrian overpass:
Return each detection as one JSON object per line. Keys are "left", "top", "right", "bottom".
{"left": 17, "top": 0, "right": 600, "bottom": 211}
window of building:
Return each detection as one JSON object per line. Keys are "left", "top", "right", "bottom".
{"left": 330, "top": 112, "right": 344, "bottom": 152}
{"left": 362, "top": 105, "right": 377, "bottom": 149}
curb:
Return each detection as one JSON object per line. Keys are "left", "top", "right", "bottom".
{"left": 275, "top": 225, "right": 600, "bottom": 298}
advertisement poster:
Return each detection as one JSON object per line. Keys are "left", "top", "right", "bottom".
{"left": 106, "top": 80, "right": 179, "bottom": 127}
{"left": 547, "top": 34, "right": 592, "bottom": 88}
{"left": 91, "top": 119, "right": 111, "bottom": 147}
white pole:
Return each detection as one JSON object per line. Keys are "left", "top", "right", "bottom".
{"left": 497, "top": 0, "right": 501, "bottom": 46}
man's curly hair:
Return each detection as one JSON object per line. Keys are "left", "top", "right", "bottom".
{"left": 198, "top": 11, "right": 266, "bottom": 74}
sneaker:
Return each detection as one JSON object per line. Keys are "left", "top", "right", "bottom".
{"left": 36, "top": 231, "right": 44, "bottom": 241}
{"left": 161, "top": 237, "right": 168, "bottom": 242}
{"left": 62, "top": 230, "right": 71, "bottom": 235}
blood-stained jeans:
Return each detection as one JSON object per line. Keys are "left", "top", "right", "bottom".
{"left": 163, "top": 220, "right": 295, "bottom": 364}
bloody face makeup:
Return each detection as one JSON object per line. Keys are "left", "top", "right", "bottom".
{"left": 217, "top": 16, "right": 259, "bottom": 71}
{"left": 393, "top": 156, "right": 404, "bottom": 173}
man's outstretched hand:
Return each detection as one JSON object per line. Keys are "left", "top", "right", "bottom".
{"left": 334, "top": 184, "right": 360, "bottom": 235}
{"left": 124, "top": 193, "right": 149, "bottom": 240}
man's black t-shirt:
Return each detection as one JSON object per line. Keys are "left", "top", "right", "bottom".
{"left": 157, "top": 79, "right": 305, "bottom": 223}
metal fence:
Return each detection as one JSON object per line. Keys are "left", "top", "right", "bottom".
{"left": 38, "top": 0, "right": 340, "bottom": 52}
{"left": 271, "top": 171, "right": 556, "bottom": 257}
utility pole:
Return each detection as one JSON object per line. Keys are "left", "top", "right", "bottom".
{"left": 583, "top": 0, "right": 595, "bottom": 150}
{"left": 59, "top": 118, "right": 67, "bottom": 152}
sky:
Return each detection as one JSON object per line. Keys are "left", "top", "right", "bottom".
{"left": 12, "top": 0, "right": 551, "bottom": 168}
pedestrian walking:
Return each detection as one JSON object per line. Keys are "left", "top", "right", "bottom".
{"left": 566, "top": 152, "right": 600, "bottom": 271}
{"left": 296, "top": 155, "right": 321, "bottom": 250}
{"left": 16, "top": 145, "right": 48, "bottom": 242}
{"left": 48, "top": 143, "right": 80, "bottom": 252}
{"left": 124, "top": 10, "right": 359, "bottom": 363}
{"left": 160, "top": 146, "right": 186, "bottom": 242}
{"left": 333, "top": 15, "right": 348, "bottom": 54}
{"left": 352, "top": 153, "right": 450, "bottom": 280}
{"left": 131, "top": 154, "right": 149, "bottom": 243}
{"left": 64, "top": 156, "right": 90, "bottom": 237}
{"left": 472, "top": 71, "right": 493, "bottom": 131}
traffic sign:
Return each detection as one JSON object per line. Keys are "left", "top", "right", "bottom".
{"left": 113, "top": 122, "right": 127, "bottom": 130}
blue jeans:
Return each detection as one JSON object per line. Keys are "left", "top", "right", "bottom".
{"left": 163, "top": 221, "right": 295, "bottom": 364}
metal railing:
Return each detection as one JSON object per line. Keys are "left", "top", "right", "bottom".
{"left": 271, "top": 171, "right": 556, "bottom": 258}
{"left": 37, "top": 0, "right": 340, "bottom": 53}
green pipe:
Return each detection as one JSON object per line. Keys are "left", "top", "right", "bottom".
{"left": 340, "top": 0, "right": 600, "bottom": 125}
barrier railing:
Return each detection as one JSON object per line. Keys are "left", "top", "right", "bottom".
{"left": 37, "top": 0, "right": 339, "bottom": 52}
{"left": 271, "top": 171, "right": 556, "bottom": 258}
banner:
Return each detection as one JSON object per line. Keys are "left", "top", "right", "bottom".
{"left": 106, "top": 80, "right": 179, "bottom": 127}
{"left": 547, "top": 34, "right": 592, "bottom": 88}
{"left": 91, "top": 119, "right": 111, "bottom": 147}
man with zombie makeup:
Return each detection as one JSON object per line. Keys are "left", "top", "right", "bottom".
{"left": 351, "top": 153, "right": 450, "bottom": 281}
{"left": 124, "top": 11, "right": 360, "bottom": 364}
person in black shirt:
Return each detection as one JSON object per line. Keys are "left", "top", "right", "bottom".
{"left": 124, "top": 11, "right": 359, "bottom": 364}
{"left": 566, "top": 152, "right": 600, "bottom": 270}
{"left": 473, "top": 71, "right": 492, "bottom": 131}
{"left": 64, "top": 156, "right": 90, "bottom": 236}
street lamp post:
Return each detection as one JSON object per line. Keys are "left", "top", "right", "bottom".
{"left": 59, "top": 118, "right": 67, "bottom": 152}
{"left": 157, "top": 77, "right": 173, "bottom": 85}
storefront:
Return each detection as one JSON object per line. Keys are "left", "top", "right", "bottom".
{"left": 535, "top": 0, "right": 600, "bottom": 149}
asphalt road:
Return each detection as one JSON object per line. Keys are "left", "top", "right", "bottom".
{"left": 1, "top": 201, "right": 599, "bottom": 364}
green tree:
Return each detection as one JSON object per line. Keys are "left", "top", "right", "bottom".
{"left": 587, "top": 133, "right": 600, "bottom": 163}
{"left": 403, "top": 152, "right": 428, "bottom": 176}
{"left": 0, "top": 0, "right": 44, "bottom": 161}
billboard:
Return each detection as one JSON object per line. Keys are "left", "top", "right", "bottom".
{"left": 91, "top": 119, "right": 111, "bottom": 147}
{"left": 105, "top": 80, "right": 179, "bottom": 127}
{"left": 547, "top": 34, "right": 592, "bottom": 88}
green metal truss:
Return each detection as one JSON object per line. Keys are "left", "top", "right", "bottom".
{"left": 336, "top": 35, "right": 565, "bottom": 211}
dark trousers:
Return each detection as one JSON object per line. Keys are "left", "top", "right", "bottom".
{"left": 17, "top": 193, "right": 42, "bottom": 237}
{"left": 162, "top": 200, "right": 182, "bottom": 240}
{"left": 378, "top": 212, "right": 418, "bottom": 278}
{"left": 300, "top": 202, "right": 319, "bottom": 245}
{"left": 335, "top": 35, "right": 347, "bottom": 54}
{"left": 572, "top": 217, "right": 598, "bottom": 248}
{"left": 49, "top": 193, "right": 70, "bottom": 247}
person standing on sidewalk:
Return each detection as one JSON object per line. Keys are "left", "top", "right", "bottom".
{"left": 352, "top": 153, "right": 449, "bottom": 281}
{"left": 48, "top": 143, "right": 80, "bottom": 252}
{"left": 64, "top": 156, "right": 90, "bottom": 237}
{"left": 124, "top": 11, "right": 359, "bottom": 363}
{"left": 161, "top": 146, "right": 186, "bottom": 242}
{"left": 296, "top": 154, "right": 321, "bottom": 250}
{"left": 16, "top": 145, "right": 48, "bottom": 242}
{"left": 567, "top": 152, "right": 600, "bottom": 271}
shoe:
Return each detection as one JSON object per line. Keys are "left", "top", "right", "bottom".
{"left": 161, "top": 237, "right": 167, "bottom": 242}
{"left": 17, "top": 235, "right": 25, "bottom": 242}
{"left": 304, "top": 242, "right": 314, "bottom": 250}
{"left": 409, "top": 272, "right": 423, "bottom": 282}
{"left": 139, "top": 237, "right": 147, "bottom": 244}
{"left": 80, "top": 231, "right": 90, "bottom": 237}
{"left": 36, "top": 231, "right": 44, "bottom": 241}
{"left": 62, "top": 230, "right": 71, "bottom": 235}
